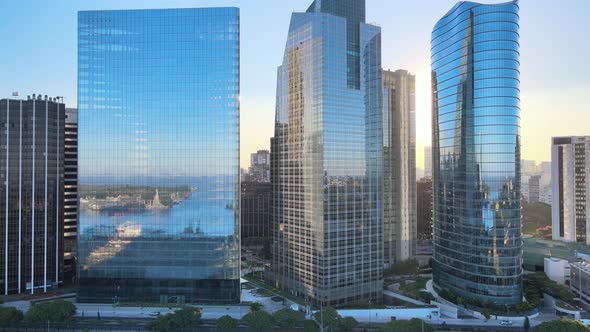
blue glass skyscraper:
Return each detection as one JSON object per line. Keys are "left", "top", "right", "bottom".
{"left": 272, "top": 0, "right": 383, "bottom": 307}
{"left": 77, "top": 8, "right": 240, "bottom": 304}
{"left": 431, "top": 1, "right": 522, "bottom": 305}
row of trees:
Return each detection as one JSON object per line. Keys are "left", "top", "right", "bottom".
{"left": 216, "top": 305, "right": 433, "bottom": 332}
{"left": 0, "top": 299, "right": 76, "bottom": 327}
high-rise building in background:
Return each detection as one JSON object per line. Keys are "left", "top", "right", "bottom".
{"left": 63, "top": 108, "right": 78, "bottom": 283}
{"left": 77, "top": 8, "right": 240, "bottom": 304}
{"left": 551, "top": 136, "right": 590, "bottom": 245}
{"left": 431, "top": 1, "right": 522, "bottom": 305}
{"left": 521, "top": 159, "right": 537, "bottom": 176}
{"left": 528, "top": 175, "right": 541, "bottom": 203}
{"left": 424, "top": 146, "right": 432, "bottom": 179}
{"left": 417, "top": 177, "right": 433, "bottom": 241}
{"left": 383, "top": 69, "right": 416, "bottom": 266}
{"left": 0, "top": 95, "right": 65, "bottom": 295}
{"left": 248, "top": 150, "right": 270, "bottom": 183}
{"left": 241, "top": 181, "right": 271, "bottom": 241}
{"left": 272, "top": 0, "right": 383, "bottom": 307}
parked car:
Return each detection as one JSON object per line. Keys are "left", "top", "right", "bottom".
{"left": 500, "top": 320, "right": 513, "bottom": 326}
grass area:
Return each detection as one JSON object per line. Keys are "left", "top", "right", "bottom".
{"left": 242, "top": 274, "right": 306, "bottom": 306}
{"left": 398, "top": 277, "right": 434, "bottom": 303}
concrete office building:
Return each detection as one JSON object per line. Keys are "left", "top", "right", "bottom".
{"left": 383, "top": 69, "right": 417, "bottom": 266}
{"left": 63, "top": 108, "right": 78, "bottom": 281}
{"left": 552, "top": 136, "right": 590, "bottom": 245}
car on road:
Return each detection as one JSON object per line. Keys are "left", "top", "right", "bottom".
{"left": 500, "top": 320, "right": 513, "bottom": 326}
{"left": 149, "top": 311, "right": 161, "bottom": 317}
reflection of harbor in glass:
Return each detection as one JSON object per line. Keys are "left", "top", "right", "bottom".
{"left": 80, "top": 188, "right": 235, "bottom": 238}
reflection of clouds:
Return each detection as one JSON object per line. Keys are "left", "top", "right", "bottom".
{"left": 82, "top": 221, "right": 142, "bottom": 270}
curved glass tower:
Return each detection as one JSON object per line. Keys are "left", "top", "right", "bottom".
{"left": 431, "top": 1, "right": 522, "bottom": 305}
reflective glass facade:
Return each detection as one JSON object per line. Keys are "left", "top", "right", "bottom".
{"left": 77, "top": 8, "right": 240, "bottom": 304}
{"left": 272, "top": 0, "right": 383, "bottom": 307}
{"left": 0, "top": 97, "right": 64, "bottom": 295}
{"left": 431, "top": 1, "right": 522, "bottom": 305}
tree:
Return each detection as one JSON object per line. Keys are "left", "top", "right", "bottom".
{"left": 313, "top": 308, "right": 341, "bottom": 332}
{"left": 304, "top": 319, "right": 320, "bottom": 332}
{"left": 380, "top": 319, "right": 435, "bottom": 332}
{"left": 339, "top": 316, "right": 358, "bottom": 332}
{"left": 171, "top": 307, "right": 202, "bottom": 327}
{"left": 524, "top": 316, "right": 531, "bottom": 331}
{"left": 146, "top": 307, "right": 202, "bottom": 331}
{"left": 0, "top": 307, "right": 23, "bottom": 327}
{"left": 25, "top": 299, "right": 76, "bottom": 323}
{"left": 217, "top": 315, "right": 238, "bottom": 332}
{"left": 242, "top": 310, "right": 274, "bottom": 332}
{"left": 534, "top": 319, "right": 590, "bottom": 332}
{"left": 250, "top": 302, "right": 263, "bottom": 312}
{"left": 482, "top": 308, "right": 491, "bottom": 320}
{"left": 272, "top": 308, "right": 305, "bottom": 328}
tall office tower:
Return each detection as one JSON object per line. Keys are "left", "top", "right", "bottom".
{"left": 0, "top": 95, "right": 64, "bottom": 295}
{"left": 77, "top": 8, "right": 240, "bottom": 304}
{"left": 383, "top": 69, "right": 416, "bottom": 266}
{"left": 272, "top": 0, "right": 383, "bottom": 307}
{"left": 417, "top": 178, "right": 433, "bottom": 241}
{"left": 241, "top": 182, "right": 271, "bottom": 241}
{"left": 63, "top": 108, "right": 78, "bottom": 282}
{"left": 249, "top": 150, "right": 271, "bottom": 183}
{"left": 528, "top": 175, "right": 541, "bottom": 203}
{"left": 431, "top": 1, "right": 522, "bottom": 305}
{"left": 424, "top": 146, "right": 433, "bottom": 179}
{"left": 551, "top": 136, "right": 590, "bottom": 245}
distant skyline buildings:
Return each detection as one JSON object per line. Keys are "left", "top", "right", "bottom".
{"left": 77, "top": 8, "right": 240, "bottom": 304}
{"left": 383, "top": 69, "right": 416, "bottom": 266}
{"left": 0, "top": 96, "right": 65, "bottom": 295}
{"left": 272, "top": 0, "right": 384, "bottom": 307}
{"left": 247, "top": 150, "right": 270, "bottom": 183}
{"left": 431, "top": 1, "right": 523, "bottom": 305}
{"left": 423, "top": 146, "right": 432, "bottom": 178}
{"left": 552, "top": 136, "right": 590, "bottom": 245}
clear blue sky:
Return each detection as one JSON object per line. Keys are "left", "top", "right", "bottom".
{"left": 1, "top": 0, "right": 589, "bottom": 168}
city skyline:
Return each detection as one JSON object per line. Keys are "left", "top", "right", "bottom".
{"left": 1, "top": 0, "right": 589, "bottom": 169}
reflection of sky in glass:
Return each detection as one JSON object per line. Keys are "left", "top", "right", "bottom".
{"left": 77, "top": 8, "right": 240, "bottom": 304}
{"left": 431, "top": 1, "right": 522, "bottom": 306}
{"left": 79, "top": 8, "right": 239, "bottom": 179}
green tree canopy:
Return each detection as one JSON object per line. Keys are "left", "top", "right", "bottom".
{"left": 242, "top": 310, "right": 274, "bottom": 332}
{"left": 339, "top": 316, "right": 358, "bottom": 332}
{"left": 217, "top": 315, "right": 238, "bottom": 332}
{"left": 25, "top": 299, "right": 76, "bottom": 323}
{"left": 304, "top": 319, "right": 320, "bottom": 332}
{"left": 146, "top": 307, "right": 202, "bottom": 331}
{"left": 313, "top": 308, "right": 341, "bottom": 332}
{"left": 250, "top": 302, "right": 263, "bottom": 312}
{"left": 0, "top": 307, "right": 24, "bottom": 327}
{"left": 272, "top": 308, "right": 305, "bottom": 328}
{"left": 380, "top": 318, "right": 435, "bottom": 332}
{"left": 534, "top": 319, "right": 590, "bottom": 332}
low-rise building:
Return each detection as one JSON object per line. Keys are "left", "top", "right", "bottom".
{"left": 544, "top": 257, "right": 570, "bottom": 285}
{"left": 570, "top": 261, "right": 590, "bottom": 310}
